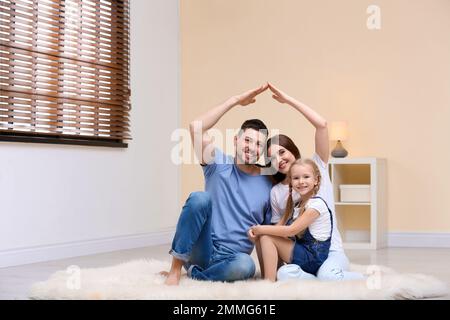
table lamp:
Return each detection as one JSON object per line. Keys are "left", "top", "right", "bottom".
{"left": 330, "top": 121, "right": 348, "bottom": 158}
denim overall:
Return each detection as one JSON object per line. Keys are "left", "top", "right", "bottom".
{"left": 289, "top": 196, "right": 333, "bottom": 275}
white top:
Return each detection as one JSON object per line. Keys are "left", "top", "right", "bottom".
{"left": 293, "top": 197, "right": 331, "bottom": 241}
{"left": 270, "top": 182, "right": 300, "bottom": 224}
{"left": 269, "top": 153, "right": 344, "bottom": 252}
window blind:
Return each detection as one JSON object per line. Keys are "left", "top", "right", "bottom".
{"left": 0, "top": 0, "right": 131, "bottom": 146}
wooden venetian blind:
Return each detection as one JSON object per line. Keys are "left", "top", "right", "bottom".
{"left": 0, "top": 0, "right": 131, "bottom": 146}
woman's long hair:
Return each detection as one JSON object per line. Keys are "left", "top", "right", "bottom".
{"left": 266, "top": 134, "right": 301, "bottom": 184}
{"left": 281, "top": 159, "right": 322, "bottom": 226}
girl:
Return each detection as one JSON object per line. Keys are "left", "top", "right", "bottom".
{"left": 249, "top": 83, "right": 364, "bottom": 281}
{"left": 250, "top": 158, "right": 333, "bottom": 281}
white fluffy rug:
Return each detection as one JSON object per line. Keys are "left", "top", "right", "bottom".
{"left": 29, "top": 259, "right": 448, "bottom": 300}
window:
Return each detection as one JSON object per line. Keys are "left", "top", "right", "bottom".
{"left": 0, "top": 0, "right": 131, "bottom": 147}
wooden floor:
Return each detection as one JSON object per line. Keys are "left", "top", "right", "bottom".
{"left": 1, "top": 245, "right": 449, "bottom": 300}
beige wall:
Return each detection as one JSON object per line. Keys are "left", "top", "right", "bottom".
{"left": 180, "top": 0, "right": 450, "bottom": 232}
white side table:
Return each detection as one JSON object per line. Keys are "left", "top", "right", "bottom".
{"left": 328, "top": 157, "right": 387, "bottom": 249}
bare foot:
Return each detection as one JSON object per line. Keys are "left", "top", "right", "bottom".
{"left": 158, "top": 271, "right": 169, "bottom": 277}
{"left": 164, "top": 271, "right": 181, "bottom": 286}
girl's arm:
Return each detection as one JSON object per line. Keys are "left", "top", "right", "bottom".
{"left": 268, "top": 83, "right": 329, "bottom": 164}
{"left": 252, "top": 208, "right": 320, "bottom": 238}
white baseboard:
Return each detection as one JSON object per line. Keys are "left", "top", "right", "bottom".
{"left": 388, "top": 232, "right": 450, "bottom": 248}
{"left": 0, "top": 228, "right": 175, "bottom": 268}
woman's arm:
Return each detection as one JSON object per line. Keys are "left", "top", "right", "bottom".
{"left": 268, "top": 83, "right": 329, "bottom": 164}
{"left": 252, "top": 208, "right": 320, "bottom": 238}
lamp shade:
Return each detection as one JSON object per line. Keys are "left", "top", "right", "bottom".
{"left": 329, "top": 121, "right": 348, "bottom": 141}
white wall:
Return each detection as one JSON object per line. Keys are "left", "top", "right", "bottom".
{"left": 0, "top": 0, "right": 180, "bottom": 267}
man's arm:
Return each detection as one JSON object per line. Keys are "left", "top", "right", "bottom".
{"left": 189, "top": 84, "right": 268, "bottom": 165}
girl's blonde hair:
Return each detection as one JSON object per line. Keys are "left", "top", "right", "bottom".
{"left": 281, "top": 158, "right": 322, "bottom": 225}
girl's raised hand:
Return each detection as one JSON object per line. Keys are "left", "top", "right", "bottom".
{"left": 268, "top": 82, "right": 292, "bottom": 104}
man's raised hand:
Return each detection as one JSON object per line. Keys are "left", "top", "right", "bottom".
{"left": 233, "top": 83, "right": 269, "bottom": 106}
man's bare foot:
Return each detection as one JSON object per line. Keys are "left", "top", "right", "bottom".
{"left": 164, "top": 271, "right": 181, "bottom": 286}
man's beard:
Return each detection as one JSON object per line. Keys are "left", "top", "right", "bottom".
{"left": 237, "top": 151, "right": 258, "bottom": 165}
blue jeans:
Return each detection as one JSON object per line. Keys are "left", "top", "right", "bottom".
{"left": 277, "top": 250, "right": 366, "bottom": 281}
{"left": 169, "top": 192, "right": 255, "bottom": 282}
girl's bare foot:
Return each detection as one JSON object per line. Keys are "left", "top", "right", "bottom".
{"left": 164, "top": 270, "right": 181, "bottom": 285}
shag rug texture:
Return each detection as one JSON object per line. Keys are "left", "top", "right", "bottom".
{"left": 29, "top": 259, "right": 448, "bottom": 300}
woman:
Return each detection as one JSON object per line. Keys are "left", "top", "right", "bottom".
{"left": 250, "top": 83, "right": 364, "bottom": 281}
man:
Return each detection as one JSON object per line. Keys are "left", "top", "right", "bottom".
{"left": 161, "top": 83, "right": 273, "bottom": 285}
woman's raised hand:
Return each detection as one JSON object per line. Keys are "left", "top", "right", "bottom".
{"left": 232, "top": 83, "right": 269, "bottom": 106}
{"left": 268, "top": 82, "right": 293, "bottom": 105}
